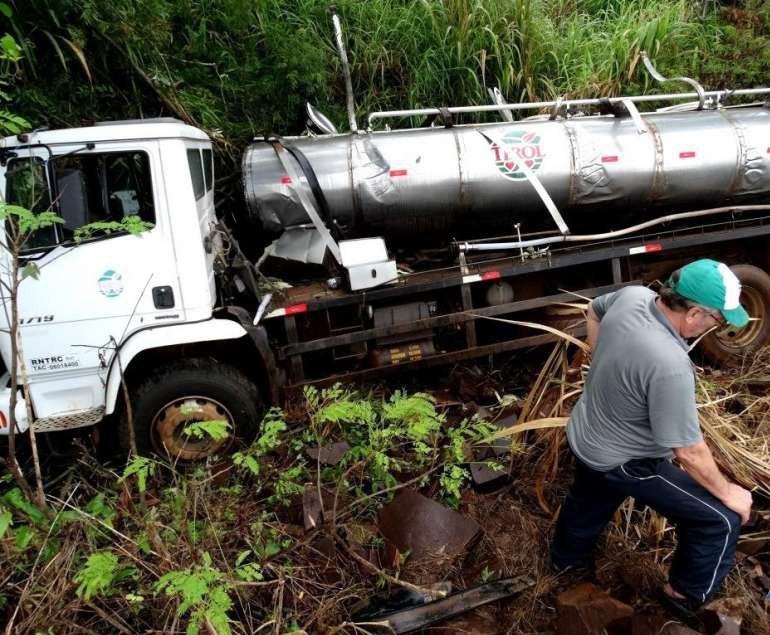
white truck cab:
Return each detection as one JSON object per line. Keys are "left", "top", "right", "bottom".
{"left": 0, "top": 119, "right": 265, "bottom": 459}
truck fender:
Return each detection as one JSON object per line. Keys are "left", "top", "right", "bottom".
{"left": 103, "top": 318, "right": 247, "bottom": 415}
{"left": 220, "top": 305, "right": 284, "bottom": 405}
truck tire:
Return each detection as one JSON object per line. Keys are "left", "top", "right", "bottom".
{"left": 120, "top": 359, "right": 262, "bottom": 461}
{"left": 700, "top": 264, "right": 770, "bottom": 366}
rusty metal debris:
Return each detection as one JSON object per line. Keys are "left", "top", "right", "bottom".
{"left": 555, "top": 582, "right": 634, "bottom": 635}
{"left": 469, "top": 405, "right": 516, "bottom": 491}
{"left": 699, "top": 597, "right": 744, "bottom": 635}
{"left": 469, "top": 459, "right": 509, "bottom": 490}
{"left": 305, "top": 441, "right": 350, "bottom": 466}
{"left": 377, "top": 489, "right": 481, "bottom": 561}
{"left": 355, "top": 575, "right": 534, "bottom": 634}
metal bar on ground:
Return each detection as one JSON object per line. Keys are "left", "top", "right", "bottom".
{"left": 357, "top": 576, "right": 534, "bottom": 634}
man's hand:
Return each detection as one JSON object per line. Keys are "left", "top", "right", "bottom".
{"left": 722, "top": 482, "right": 753, "bottom": 525}
{"left": 586, "top": 301, "right": 600, "bottom": 349}
{"left": 674, "top": 440, "right": 753, "bottom": 525}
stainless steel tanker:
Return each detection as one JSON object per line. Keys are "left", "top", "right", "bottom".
{"left": 243, "top": 105, "right": 770, "bottom": 248}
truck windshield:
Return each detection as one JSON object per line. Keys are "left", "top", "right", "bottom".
{"left": 4, "top": 150, "right": 156, "bottom": 250}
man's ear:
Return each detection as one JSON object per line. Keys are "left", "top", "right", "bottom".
{"left": 683, "top": 306, "right": 699, "bottom": 324}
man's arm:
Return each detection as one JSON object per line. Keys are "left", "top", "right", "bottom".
{"left": 674, "top": 440, "right": 752, "bottom": 524}
{"left": 586, "top": 301, "right": 601, "bottom": 349}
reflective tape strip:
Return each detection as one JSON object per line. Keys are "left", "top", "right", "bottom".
{"left": 629, "top": 243, "right": 663, "bottom": 255}
{"left": 679, "top": 151, "right": 696, "bottom": 159}
{"left": 389, "top": 169, "right": 408, "bottom": 177}
{"left": 264, "top": 303, "right": 309, "bottom": 319}
{"left": 601, "top": 155, "right": 619, "bottom": 163}
{"left": 462, "top": 271, "right": 501, "bottom": 284}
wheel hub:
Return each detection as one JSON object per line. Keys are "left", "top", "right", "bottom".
{"left": 712, "top": 285, "right": 765, "bottom": 350}
{"left": 151, "top": 395, "right": 234, "bottom": 460}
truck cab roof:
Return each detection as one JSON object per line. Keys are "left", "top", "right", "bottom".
{"left": 1, "top": 117, "right": 210, "bottom": 148}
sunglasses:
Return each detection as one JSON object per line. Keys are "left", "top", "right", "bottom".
{"left": 698, "top": 307, "right": 726, "bottom": 329}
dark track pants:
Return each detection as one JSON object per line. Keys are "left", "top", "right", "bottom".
{"left": 551, "top": 456, "right": 741, "bottom": 603}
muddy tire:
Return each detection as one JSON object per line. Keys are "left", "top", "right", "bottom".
{"left": 119, "top": 359, "right": 262, "bottom": 461}
{"left": 700, "top": 264, "right": 770, "bottom": 366}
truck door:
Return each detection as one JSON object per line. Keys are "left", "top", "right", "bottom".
{"left": 1, "top": 143, "right": 182, "bottom": 422}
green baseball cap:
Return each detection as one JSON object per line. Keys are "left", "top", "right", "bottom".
{"left": 668, "top": 259, "right": 749, "bottom": 328}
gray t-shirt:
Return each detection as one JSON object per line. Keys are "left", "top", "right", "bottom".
{"left": 566, "top": 286, "right": 702, "bottom": 471}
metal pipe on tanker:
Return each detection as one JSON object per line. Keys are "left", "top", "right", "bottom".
{"left": 366, "top": 88, "right": 770, "bottom": 129}
{"left": 458, "top": 205, "right": 770, "bottom": 253}
{"left": 330, "top": 6, "right": 358, "bottom": 133}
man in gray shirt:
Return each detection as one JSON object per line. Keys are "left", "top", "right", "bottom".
{"left": 551, "top": 258, "right": 753, "bottom": 618}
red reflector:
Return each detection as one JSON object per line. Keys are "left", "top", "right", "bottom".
{"left": 767, "top": 147, "right": 770, "bottom": 154}
{"left": 285, "top": 303, "right": 308, "bottom": 316}
{"left": 646, "top": 243, "right": 663, "bottom": 252}
{"left": 601, "top": 155, "right": 619, "bottom": 163}
{"left": 280, "top": 176, "right": 292, "bottom": 184}
{"left": 389, "top": 169, "right": 408, "bottom": 177}
{"left": 679, "top": 151, "right": 696, "bottom": 159}
{"left": 481, "top": 271, "right": 501, "bottom": 281}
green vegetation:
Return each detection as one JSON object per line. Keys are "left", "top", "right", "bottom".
{"left": 6, "top": 0, "right": 770, "bottom": 154}
{"left": 0, "top": 385, "right": 496, "bottom": 632}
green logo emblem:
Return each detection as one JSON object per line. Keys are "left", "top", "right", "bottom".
{"left": 491, "top": 130, "right": 545, "bottom": 180}
{"left": 98, "top": 270, "right": 123, "bottom": 298}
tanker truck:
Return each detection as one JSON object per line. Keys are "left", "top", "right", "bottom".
{"left": 3, "top": 48, "right": 770, "bottom": 460}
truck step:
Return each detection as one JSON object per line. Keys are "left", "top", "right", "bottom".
{"left": 32, "top": 407, "right": 106, "bottom": 433}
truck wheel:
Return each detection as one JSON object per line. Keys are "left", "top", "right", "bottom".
{"left": 120, "top": 359, "right": 262, "bottom": 461}
{"left": 700, "top": 265, "right": 770, "bottom": 366}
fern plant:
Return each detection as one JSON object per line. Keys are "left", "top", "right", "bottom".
{"left": 120, "top": 456, "right": 156, "bottom": 494}
{"left": 74, "top": 551, "right": 134, "bottom": 600}
{"left": 155, "top": 552, "right": 232, "bottom": 635}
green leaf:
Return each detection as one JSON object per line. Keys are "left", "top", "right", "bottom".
{"left": 0, "top": 508, "right": 11, "bottom": 538}
{"left": 14, "top": 525, "right": 34, "bottom": 550}
{"left": 21, "top": 262, "right": 40, "bottom": 281}
{"left": 155, "top": 553, "right": 232, "bottom": 635}
{"left": 0, "top": 34, "right": 21, "bottom": 62}
{"left": 74, "top": 216, "right": 153, "bottom": 243}
{"left": 0, "top": 3, "right": 12, "bottom": 18}
{"left": 182, "top": 419, "right": 230, "bottom": 441}
{"left": 74, "top": 551, "right": 120, "bottom": 600}
{"left": 84, "top": 493, "right": 115, "bottom": 527}
{"left": 232, "top": 451, "right": 260, "bottom": 476}
{"left": 1, "top": 488, "right": 45, "bottom": 524}
{"left": 120, "top": 456, "right": 156, "bottom": 494}
{"left": 0, "top": 110, "right": 29, "bottom": 134}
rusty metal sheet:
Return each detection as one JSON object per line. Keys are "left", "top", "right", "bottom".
{"left": 377, "top": 489, "right": 481, "bottom": 561}
{"left": 555, "top": 582, "right": 633, "bottom": 635}
{"left": 306, "top": 441, "right": 350, "bottom": 466}
{"left": 470, "top": 460, "right": 509, "bottom": 490}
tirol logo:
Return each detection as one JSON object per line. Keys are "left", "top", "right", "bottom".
{"left": 98, "top": 270, "right": 124, "bottom": 298}
{"left": 491, "top": 130, "right": 545, "bottom": 180}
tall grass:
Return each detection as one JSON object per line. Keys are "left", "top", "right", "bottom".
{"left": 8, "top": 0, "right": 770, "bottom": 145}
